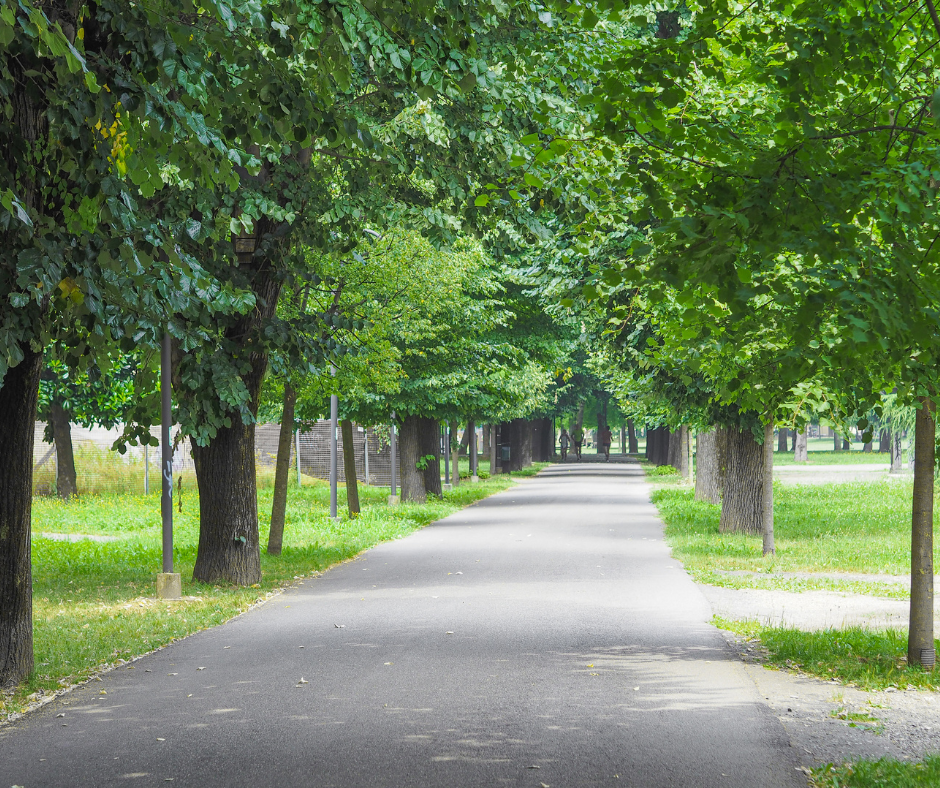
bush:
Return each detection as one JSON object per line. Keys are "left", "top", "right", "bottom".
{"left": 651, "top": 465, "right": 679, "bottom": 476}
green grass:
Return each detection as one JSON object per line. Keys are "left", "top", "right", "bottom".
{"left": 773, "top": 445, "right": 892, "bottom": 466}
{"left": 715, "top": 618, "right": 940, "bottom": 691}
{"left": 651, "top": 480, "right": 927, "bottom": 576}
{"left": 810, "top": 757, "right": 940, "bottom": 787}
{"left": 3, "top": 467, "right": 543, "bottom": 720}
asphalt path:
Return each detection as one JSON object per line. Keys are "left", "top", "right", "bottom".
{"left": 1, "top": 460, "right": 803, "bottom": 788}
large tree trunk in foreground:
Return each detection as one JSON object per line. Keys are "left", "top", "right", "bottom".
{"left": 695, "top": 429, "right": 722, "bottom": 504}
{"left": 49, "top": 399, "right": 78, "bottom": 499}
{"left": 761, "top": 422, "right": 775, "bottom": 556}
{"left": 794, "top": 427, "right": 808, "bottom": 463}
{"left": 420, "top": 417, "right": 442, "bottom": 499}
{"left": 192, "top": 422, "right": 262, "bottom": 585}
{"left": 0, "top": 348, "right": 43, "bottom": 687}
{"left": 341, "top": 419, "right": 360, "bottom": 517}
{"left": 400, "top": 415, "right": 427, "bottom": 503}
{"left": 719, "top": 426, "right": 764, "bottom": 535}
{"left": 909, "top": 398, "right": 936, "bottom": 669}
{"left": 628, "top": 419, "right": 638, "bottom": 454}
{"left": 267, "top": 383, "right": 296, "bottom": 555}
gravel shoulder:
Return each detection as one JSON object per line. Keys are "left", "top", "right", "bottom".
{"left": 701, "top": 582, "right": 940, "bottom": 768}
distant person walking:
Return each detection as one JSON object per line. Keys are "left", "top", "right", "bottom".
{"left": 571, "top": 425, "right": 584, "bottom": 461}
{"left": 559, "top": 428, "right": 570, "bottom": 462}
{"left": 600, "top": 425, "right": 613, "bottom": 461}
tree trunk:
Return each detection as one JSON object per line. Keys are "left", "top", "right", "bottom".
{"left": 49, "top": 399, "right": 78, "bottom": 499}
{"left": 400, "top": 415, "right": 426, "bottom": 503}
{"left": 267, "top": 384, "right": 296, "bottom": 555}
{"left": 450, "top": 420, "right": 460, "bottom": 486}
{"left": 628, "top": 419, "right": 638, "bottom": 454}
{"left": 863, "top": 440, "right": 872, "bottom": 453}
{"left": 483, "top": 424, "right": 491, "bottom": 465}
{"left": 420, "top": 417, "right": 442, "bottom": 498}
{"left": 833, "top": 432, "right": 842, "bottom": 451}
{"left": 842, "top": 438, "right": 851, "bottom": 451}
{"left": 0, "top": 348, "right": 43, "bottom": 688}
{"left": 520, "top": 420, "right": 533, "bottom": 468}
{"left": 341, "top": 419, "right": 361, "bottom": 516}
{"left": 879, "top": 429, "right": 889, "bottom": 453}
{"left": 644, "top": 426, "right": 653, "bottom": 459}
{"left": 669, "top": 426, "right": 691, "bottom": 480}
{"left": 191, "top": 422, "right": 262, "bottom": 585}
{"left": 794, "top": 427, "right": 808, "bottom": 462}
{"left": 458, "top": 425, "right": 470, "bottom": 455}
{"left": 719, "top": 426, "right": 764, "bottom": 535}
{"left": 762, "top": 421, "right": 775, "bottom": 556}
{"left": 777, "top": 428, "right": 788, "bottom": 453}
{"left": 909, "top": 397, "right": 936, "bottom": 669}
{"left": 791, "top": 429, "right": 797, "bottom": 452}
{"left": 656, "top": 427, "right": 672, "bottom": 466}
{"left": 891, "top": 431, "right": 904, "bottom": 473}
{"left": 695, "top": 429, "right": 721, "bottom": 504}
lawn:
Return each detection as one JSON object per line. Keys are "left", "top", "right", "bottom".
{"left": 810, "top": 756, "right": 940, "bottom": 788}
{"left": 2, "top": 463, "right": 548, "bottom": 721}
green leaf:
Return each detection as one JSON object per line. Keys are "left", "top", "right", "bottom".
{"left": 474, "top": 194, "right": 490, "bottom": 207}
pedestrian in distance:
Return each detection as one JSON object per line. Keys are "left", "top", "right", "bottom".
{"left": 571, "top": 425, "right": 584, "bottom": 461}
{"left": 600, "top": 425, "right": 613, "bottom": 461}
{"left": 559, "top": 427, "right": 570, "bottom": 461}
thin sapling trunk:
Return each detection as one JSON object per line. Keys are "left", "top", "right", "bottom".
{"left": 341, "top": 419, "right": 360, "bottom": 517}
{"left": 267, "top": 383, "right": 296, "bottom": 555}
{"left": 908, "top": 397, "right": 936, "bottom": 669}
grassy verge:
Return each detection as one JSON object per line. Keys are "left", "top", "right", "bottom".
{"left": 650, "top": 481, "right": 933, "bottom": 576}
{"left": 810, "top": 756, "right": 940, "bottom": 787}
{"left": 715, "top": 618, "right": 940, "bottom": 691}
{"left": 3, "top": 466, "right": 544, "bottom": 721}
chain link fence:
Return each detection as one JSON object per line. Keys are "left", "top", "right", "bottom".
{"left": 32, "top": 421, "right": 394, "bottom": 497}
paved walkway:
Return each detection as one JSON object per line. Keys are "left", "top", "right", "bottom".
{"left": 1, "top": 461, "right": 803, "bottom": 787}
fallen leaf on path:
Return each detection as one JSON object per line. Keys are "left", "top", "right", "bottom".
{"left": 526, "top": 765, "right": 540, "bottom": 769}
{"left": 157, "top": 738, "right": 165, "bottom": 741}
{"left": 56, "top": 713, "right": 65, "bottom": 718}
{"left": 633, "top": 687, "right": 639, "bottom": 691}
{"left": 334, "top": 624, "right": 345, "bottom": 628}
{"left": 197, "top": 667, "right": 205, "bottom": 671}
{"left": 445, "top": 631, "right": 454, "bottom": 635}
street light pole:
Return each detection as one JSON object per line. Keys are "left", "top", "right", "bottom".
{"left": 389, "top": 411, "right": 399, "bottom": 505}
{"left": 157, "top": 329, "right": 180, "bottom": 599}
{"left": 329, "top": 365, "right": 338, "bottom": 519}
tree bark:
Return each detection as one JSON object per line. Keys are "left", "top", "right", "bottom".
{"left": 191, "top": 421, "right": 262, "bottom": 585}
{"left": 520, "top": 420, "right": 533, "bottom": 468}
{"left": 267, "top": 384, "right": 296, "bottom": 555}
{"left": 777, "top": 428, "right": 788, "bottom": 453}
{"left": 656, "top": 427, "right": 672, "bottom": 466}
{"left": 489, "top": 423, "right": 497, "bottom": 473}
{"left": 450, "top": 420, "right": 459, "bottom": 486}
{"left": 794, "top": 427, "right": 808, "bottom": 463}
{"left": 467, "top": 418, "right": 477, "bottom": 477}
{"left": 879, "top": 429, "right": 889, "bottom": 453}
{"left": 695, "top": 429, "right": 722, "bottom": 504}
{"left": 891, "top": 431, "right": 904, "bottom": 473}
{"left": 628, "top": 419, "right": 638, "bottom": 454}
{"left": 833, "top": 432, "right": 842, "bottom": 451}
{"left": 420, "top": 417, "right": 442, "bottom": 498}
{"left": 909, "top": 397, "right": 936, "bottom": 669}
{"left": 0, "top": 348, "right": 43, "bottom": 688}
{"left": 762, "top": 421, "right": 775, "bottom": 556}
{"left": 669, "top": 426, "right": 691, "bottom": 480}
{"left": 400, "top": 415, "right": 426, "bottom": 503}
{"left": 791, "top": 429, "right": 797, "bottom": 452}
{"left": 719, "top": 426, "right": 764, "bottom": 535}
{"left": 842, "top": 438, "right": 851, "bottom": 451}
{"left": 341, "top": 419, "right": 361, "bottom": 517}
{"left": 863, "top": 439, "right": 872, "bottom": 453}
{"left": 49, "top": 399, "right": 78, "bottom": 499}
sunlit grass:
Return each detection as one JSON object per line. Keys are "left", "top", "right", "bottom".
{"left": 716, "top": 618, "right": 940, "bottom": 691}
{"left": 810, "top": 756, "right": 940, "bottom": 788}
{"left": 651, "top": 480, "right": 926, "bottom": 576}
{"left": 3, "top": 466, "right": 546, "bottom": 720}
